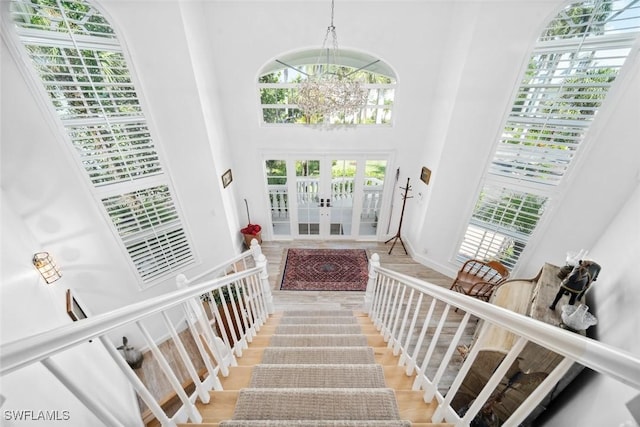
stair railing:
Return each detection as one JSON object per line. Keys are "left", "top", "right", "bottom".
{"left": 0, "top": 243, "right": 273, "bottom": 427}
{"left": 365, "top": 253, "right": 640, "bottom": 427}
{"left": 177, "top": 239, "right": 274, "bottom": 363}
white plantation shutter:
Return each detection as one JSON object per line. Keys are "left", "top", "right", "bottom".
{"left": 490, "top": 35, "right": 632, "bottom": 186}
{"left": 66, "top": 122, "right": 162, "bottom": 186}
{"left": 11, "top": 0, "right": 115, "bottom": 38}
{"left": 102, "top": 186, "right": 194, "bottom": 282}
{"left": 11, "top": 0, "right": 195, "bottom": 286}
{"left": 126, "top": 229, "right": 193, "bottom": 282}
{"left": 458, "top": 185, "right": 548, "bottom": 270}
{"left": 458, "top": 0, "right": 640, "bottom": 269}
{"left": 22, "top": 44, "right": 141, "bottom": 121}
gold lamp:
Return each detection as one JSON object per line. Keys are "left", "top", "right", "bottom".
{"left": 32, "top": 252, "right": 62, "bottom": 284}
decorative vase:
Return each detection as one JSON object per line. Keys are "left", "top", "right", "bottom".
{"left": 241, "top": 223, "right": 262, "bottom": 247}
{"left": 117, "top": 336, "right": 144, "bottom": 369}
{"left": 561, "top": 304, "right": 597, "bottom": 331}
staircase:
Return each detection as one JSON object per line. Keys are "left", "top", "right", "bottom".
{"left": 178, "top": 310, "right": 451, "bottom": 426}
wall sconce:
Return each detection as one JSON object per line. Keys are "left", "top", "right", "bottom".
{"left": 32, "top": 252, "right": 62, "bottom": 284}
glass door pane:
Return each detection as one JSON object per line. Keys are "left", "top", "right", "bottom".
{"left": 359, "top": 160, "right": 387, "bottom": 236}
{"left": 265, "top": 160, "right": 290, "bottom": 236}
{"left": 295, "top": 160, "right": 321, "bottom": 236}
{"left": 330, "top": 160, "right": 356, "bottom": 236}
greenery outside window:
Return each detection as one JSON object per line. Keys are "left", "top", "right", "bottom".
{"left": 10, "top": 0, "right": 195, "bottom": 287}
{"left": 258, "top": 49, "right": 396, "bottom": 125}
{"left": 457, "top": 0, "right": 640, "bottom": 270}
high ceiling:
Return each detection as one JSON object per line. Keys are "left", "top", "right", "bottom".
{"left": 2, "top": 0, "right": 638, "bottom": 318}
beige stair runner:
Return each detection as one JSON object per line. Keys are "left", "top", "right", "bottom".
{"left": 220, "top": 310, "right": 407, "bottom": 426}
{"left": 178, "top": 310, "right": 449, "bottom": 427}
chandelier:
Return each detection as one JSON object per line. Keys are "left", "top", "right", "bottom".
{"left": 296, "top": 0, "right": 368, "bottom": 119}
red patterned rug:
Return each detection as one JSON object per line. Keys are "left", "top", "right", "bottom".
{"left": 280, "top": 249, "right": 370, "bottom": 291}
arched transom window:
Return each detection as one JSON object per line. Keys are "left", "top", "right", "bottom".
{"left": 258, "top": 49, "right": 397, "bottom": 126}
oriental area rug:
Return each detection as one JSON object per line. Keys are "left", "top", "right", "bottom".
{"left": 280, "top": 248, "right": 370, "bottom": 291}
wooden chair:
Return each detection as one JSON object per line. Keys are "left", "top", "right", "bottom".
{"left": 450, "top": 259, "right": 510, "bottom": 302}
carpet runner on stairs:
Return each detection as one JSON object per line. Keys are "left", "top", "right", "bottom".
{"left": 218, "top": 310, "right": 411, "bottom": 427}
{"left": 268, "top": 334, "right": 369, "bottom": 347}
{"left": 260, "top": 347, "right": 376, "bottom": 364}
{"left": 249, "top": 365, "right": 386, "bottom": 388}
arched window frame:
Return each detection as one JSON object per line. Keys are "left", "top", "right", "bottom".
{"left": 6, "top": 0, "right": 196, "bottom": 288}
{"left": 456, "top": 0, "right": 640, "bottom": 271}
{"left": 258, "top": 48, "right": 397, "bottom": 126}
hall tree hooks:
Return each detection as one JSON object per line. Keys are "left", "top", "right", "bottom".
{"left": 385, "top": 177, "right": 412, "bottom": 255}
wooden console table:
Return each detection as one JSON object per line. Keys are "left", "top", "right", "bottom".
{"left": 451, "top": 263, "right": 590, "bottom": 425}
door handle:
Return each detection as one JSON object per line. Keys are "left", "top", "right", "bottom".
{"left": 319, "top": 198, "right": 325, "bottom": 207}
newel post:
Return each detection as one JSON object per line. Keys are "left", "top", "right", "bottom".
{"left": 250, "top": 238, "right": 262, "bottom": 258}
{"left": 252, "top": 242, "right": 274, "bottom": 314}
{"left": 365, "top": 253, "right": 380, "bottom": 313}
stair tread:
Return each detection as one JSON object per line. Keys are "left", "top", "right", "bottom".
{"left": 260, "top": 347, "right": 376, "bottom": 364}
{"left": 231, "top": 388, "right": 402, "bottom": 421}
{"left": 218, "top": 421, "right": 412, "bottom": 426}
{"left": 268, "top": 334, "right": 369, "bottom": 347}
{"left": 249, "top": 364, "right": 386, "bottom": 388}
{"left": 185, "top": 311, "right": 445, "bottom": 427}
{"left": 280, "top": 310, "right": 357, "bottom": 317}
{"left": 278, "top": 317, "right": 358, "bottom": 324}
{"left": 274, "top": 325, "right": 363, "bottom": 334}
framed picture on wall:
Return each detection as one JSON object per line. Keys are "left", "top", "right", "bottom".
{"left": 66, "top": 289, "right": 88, "bottom": 321}
{"left": 222, "top": 169, "right": 233, "bottom": 188}
{"left": 420, "top": 166, "right": 431, "bottom": 185}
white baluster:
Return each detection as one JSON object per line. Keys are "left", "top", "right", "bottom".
{"left": 399, "top": 292, "right": 423, "bottom": 365}
{"left": 136, "top": 321, "right": 202, "bottom": 423}
{"left": 424, "top": 311, "right": 471, "bottom": 402}
{"left": 41, "top": 357, "right": 125, "bottom": 427}
{"left": 161, "top": 312, "right": 210, "bottom": 404}
{"left": 99, "top": 336, "right": 176, "bottom": 427}
{"left": 413, "top": 304, "right": 451, "bottom": 392}
{"left": 180, "top": 304, "right": 222, "bottom": 389}
{"left": 177, "top": 275, "right": 232, "bottom": 376}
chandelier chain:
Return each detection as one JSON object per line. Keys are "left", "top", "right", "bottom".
{"left": 296, "top": 0, "right": 368, "bottom": 121}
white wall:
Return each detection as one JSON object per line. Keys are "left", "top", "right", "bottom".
{"left": 0, "top": 1, "right": 246, "bottom": 423}
{"left": 101, "top": 0, "right": 241, "bottom": 263}
{"left": 197, "top": 0, "right": 560, "bottom": 253}
{"left": 400, "top": 1, "right": 559, "bottom": 276}
{"left": 2, "top": 0, "right": 639, "bottom": 423}
{"left": 0, "top": 192, "right": 142, "bottom": 427}
{"left": 0, "top": 0, "right": 245, "bottom": 313}
{"left": 540, "top": 183, "right": 640, "bottom": 427}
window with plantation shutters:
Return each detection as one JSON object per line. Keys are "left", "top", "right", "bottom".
{"left": 457, "top": 0, "right": 640, "bottom": 269}
{"left": 10, "top": 0, "right": 195, "bottom": 287}
{"left": 458, "top": 185, "right": 548, "bottom": 270}
{"left": 102, "top": 186, "right": 192, "bottom": 282}
{"left": 66, "top": 122, "right": 162, "bottom": 186}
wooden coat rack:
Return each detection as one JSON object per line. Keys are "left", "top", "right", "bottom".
{"left": 385, "top": 177, "right": 412, "bottom": 255}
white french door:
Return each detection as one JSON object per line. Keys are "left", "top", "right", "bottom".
{"left": 264, "top": 155, "right": 389, "bottom": 239}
